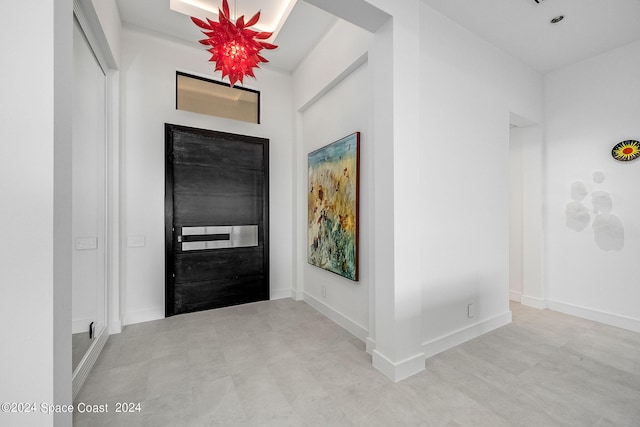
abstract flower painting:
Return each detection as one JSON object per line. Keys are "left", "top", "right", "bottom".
{"left": 308, "top": 133, "right": 360, "bottom": 281}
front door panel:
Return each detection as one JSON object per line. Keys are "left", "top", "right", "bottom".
{"left": 165, "top": 124, "right": 269, "bottom": 316}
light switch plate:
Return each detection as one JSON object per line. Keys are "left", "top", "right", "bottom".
{"left": 127, "top": 235, "right": 146, "bottom": 248}
{"left": 75, "top": 237, "right": 98, "bottom": 250}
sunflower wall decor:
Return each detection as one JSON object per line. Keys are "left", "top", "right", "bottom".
{"left": 611, "top": 140, "right": 640, "bottom": 162}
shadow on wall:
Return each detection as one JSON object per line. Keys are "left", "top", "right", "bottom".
{"left": 565, "top": 171, "right": 624, "bottom": 251}
{"left": 421, "top": 275, "right": 494, "bottom": 339}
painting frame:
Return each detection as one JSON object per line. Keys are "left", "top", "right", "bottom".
{"left": 307, "top": 132, "right": 360, "bottom": 281}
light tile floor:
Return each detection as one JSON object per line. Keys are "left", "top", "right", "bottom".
{"left": 74, "top": 300, "right": 640, "bottom": 426}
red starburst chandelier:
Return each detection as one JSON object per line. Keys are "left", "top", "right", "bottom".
{"left": 191, "top": 0, "right": 278, "bottom": 86}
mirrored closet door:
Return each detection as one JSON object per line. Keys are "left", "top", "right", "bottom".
{"left": 71, "top": 16, "right": 107, "bottom": 382}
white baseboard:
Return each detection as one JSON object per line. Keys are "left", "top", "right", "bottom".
{"left": 509, "top": 290, "right": 522, "bottom": 302}
{"left": 72, "top": 317, "right": 95, "bottom": 334}
{"left": 422, "top": 311, "right": 512, "bottom": 359}
{"left": 292, "top": 289, "right": 304, "bottom": 301}
{"left": 108, "top": 318, "right": 122, "bottom": 335}
{"left": 372, "top": 349, "right": 425, "bottom": 382}
{"left": 302, "top": 291, "right": 368, "bottom": 341}
{"left": 365, "top": 337, "right": 376, "bottom": 355}
{"left": 73, "top": 327, "right": 109, "bottom": 400}
{"left": 546, "top": 299, "right": 640, "bottom": 334}
{"left": 521, "top": 295, "right": 547, "bottom": 309}
{"left": 123, "top": 307, "right": 164, "bottom": 326}
{"left": 270, "top": 289, "right": 290, "bottom": 300}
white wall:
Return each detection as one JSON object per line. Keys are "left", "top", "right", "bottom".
{"left": 0, "top": 0, "right": 73, "bottom": 425}
{"left": 121, "top": 28, "right": 294, "bottom": 324}
{"left": 292, "top": 20, "right": 373, "bottom": 340}
{"left": 418, "top": 5, "right": 544, "bottom": 354}
{"left": 544, "top": 40, "right": 640, "bottom": 331}
{"left": 293, "top": 21, "right": 372, "bottom": 110}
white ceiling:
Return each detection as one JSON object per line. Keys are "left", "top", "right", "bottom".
{"left": 116, "top": 0, "right": 337, "bottom": 72}
{"left": 265, "top": 1, "right": 337, "bottom": 72}
{"left": 421, "top": 0, "right": 640, "bottom": 73}
{"left": 168, "top": 0, "right": 295, "bottom": 33}
{"left": 116, "top": 0, "right": 640, "bottom": 74}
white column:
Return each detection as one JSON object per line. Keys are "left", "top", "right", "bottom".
{"left": 304, "top": 0, "right": 425, "bottom": 381}
{"left": 0, "top": 0, "right": 73, "bottom": 425}
{"left": 369, "top": 0, "right": 425, "bottom": 381}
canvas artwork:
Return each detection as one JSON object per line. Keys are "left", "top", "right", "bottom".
{"left": 308, "top": 132, "right": 360, "bottom": 281}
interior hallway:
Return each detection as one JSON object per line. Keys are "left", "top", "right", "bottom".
{"left": 74, "top": 300, "right": 640, "bottom": 426}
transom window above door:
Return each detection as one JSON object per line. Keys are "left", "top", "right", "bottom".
{"left": 176, "top": 71, "right": 260, "bottom": 124}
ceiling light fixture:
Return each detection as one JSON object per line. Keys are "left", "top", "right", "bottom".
{"left": 550, "top": 15, "right": 565, "bottom": 24}
{"left": 191, "top": 0, "right": 278, "bottom": 87}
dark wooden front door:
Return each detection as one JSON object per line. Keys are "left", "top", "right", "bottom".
{"left": 165, "top": 124, "right": 269, "bottom": 316}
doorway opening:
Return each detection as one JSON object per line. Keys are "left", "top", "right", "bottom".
{"left": 508, "top": 113, "right": 543, "bottom": 308}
